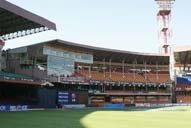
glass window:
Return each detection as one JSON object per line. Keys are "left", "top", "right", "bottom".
{"left": 44, "top": 47, "right": 93, "bottom": 64}
{"left": 47, "top": 55, "right": 74, "bottom": 77}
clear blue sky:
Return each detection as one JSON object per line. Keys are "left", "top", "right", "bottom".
{"left": 4, "top": 0, "right": 191, "bottom": 53}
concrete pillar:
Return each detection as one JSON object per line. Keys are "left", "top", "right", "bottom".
{"left": 0, "top": 40, "right": 5, "bottom": 71}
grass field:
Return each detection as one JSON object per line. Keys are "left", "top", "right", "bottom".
{"left": 0, "top": 106, "right": 191, "bottom": 128}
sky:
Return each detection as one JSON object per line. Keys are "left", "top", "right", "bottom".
{"left": 4, "top": 0, "right": 191, "bottom": 53}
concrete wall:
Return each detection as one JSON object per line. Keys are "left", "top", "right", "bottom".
{"left": 6, "top": 59, "right": 47, "bottom": 80}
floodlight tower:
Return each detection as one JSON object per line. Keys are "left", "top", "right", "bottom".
{"left": 155, "top": 0, "right": 175, "bottom": 54}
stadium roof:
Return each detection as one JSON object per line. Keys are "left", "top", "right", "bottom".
{"left": 22, "top": 39, "right": 169, "bottom": 65}
{"left": 0, "top": 0, "right": 56, "bottom": 40}
{"left": 174, "top": 45, "right": 191, "bottom": 66}
{"left": 173, "top": 45, "right": 191, "bottom": 52}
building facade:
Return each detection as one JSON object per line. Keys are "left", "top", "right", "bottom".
{"left": 4, "top": 39, "right": 172, "bottom": 106}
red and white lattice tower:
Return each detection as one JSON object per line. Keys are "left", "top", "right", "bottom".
{"left": 155, "top": 0, "right": 175, "bottom": 54}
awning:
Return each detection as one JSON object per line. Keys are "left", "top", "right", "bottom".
{"left": 0, "top": 0, "right": 56, "bottom": 40}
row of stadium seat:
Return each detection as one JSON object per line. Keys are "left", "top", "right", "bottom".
{"left": 147, "top": 73, "right": 170, "bottom": 83}
{"left": 90, "top": 96, "right": 170, "bottom": 106}
{"left": 176, "top": 94, "right": 191, "bottom": 103}
{"left": 105, "top": 90, "right": 169, "bottom": 94}
{"left": 78, "top": 70, "right": 170, "bottom": 83}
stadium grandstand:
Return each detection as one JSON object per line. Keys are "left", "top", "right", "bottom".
{"left": 173, "top": 45, "right": 191, "bottom": 103}
{"left": 3, "top": 0, "right": 191, "bottom": 128}
{"left": 3, "top": 39, "right": 172, "bottom": 107}
{"left": 0, "top": 0, "right": 56, "bottom": 108}
{"left": 0, "top": 0, "right": 174, "bottom": 109}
